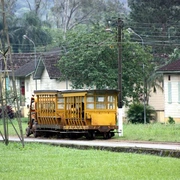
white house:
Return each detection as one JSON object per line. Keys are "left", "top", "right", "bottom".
{"left": 3, "top": 51, "right": 71, "bottom": 117}
{"left": 157, "top": 59, "right": 180, "bottom": 123}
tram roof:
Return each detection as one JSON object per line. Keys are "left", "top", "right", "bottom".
{"left": 61, "top": 89, "right": 119, "bottom": 93}
{"left": 34, "top": 89, "right": 119, "bottom": 94}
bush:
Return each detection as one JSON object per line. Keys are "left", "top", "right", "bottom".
{"left": 168, "top": 116, "right": 175, "bottom": 124}
{"left": 127, "top": 103, "right": 156, "bottom": 124}
{"left": 0, "top": 105, "right": 15, "bottom": 119}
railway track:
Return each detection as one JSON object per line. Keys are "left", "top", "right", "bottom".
{"left": 1, "top": 136, "right": 180, "bottom": 158}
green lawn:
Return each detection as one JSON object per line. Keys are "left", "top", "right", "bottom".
{"left": 116, "top": 123, "right": 180, "bottom": 142}
{"left": 0, "top": 118, "right": 180, "bottom": 179}
{"left": 0, "top": 142, "right": 180, "bottom": 180}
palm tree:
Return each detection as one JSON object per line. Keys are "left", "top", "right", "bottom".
{"left": 9, "top": 11, "right": 52, "bottom": 53}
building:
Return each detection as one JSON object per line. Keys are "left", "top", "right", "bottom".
{"left": 0, "top": 51, "right": 71, "bottom": 117}
{"left": 157, "top": 59, "right": 180, "bottom": 123}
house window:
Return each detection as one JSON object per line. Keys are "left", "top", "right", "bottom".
{"left": 178, "top": 82, "right": 180, "bottom": 104}
{"left": 20, "top": 81, "right": 25, "bottom": 95}
{"left": 168, "top": 82, "right": 172, "bottom": 104}
{"left": 20, "top": 79, "right": 25, "bottom": 106}
{"left": 168, "top": 75, "right": 171, "bottom": 81}
{"left": 26, "top": 82, "right": 29, "bottom": 92}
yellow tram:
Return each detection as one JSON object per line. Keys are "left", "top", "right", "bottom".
{"left": 26, "top": 89, "right": 118, "bottom": 139}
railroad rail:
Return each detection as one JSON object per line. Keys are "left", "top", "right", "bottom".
{"left": 1, "top": 136, "right": 180, "bottom": 158}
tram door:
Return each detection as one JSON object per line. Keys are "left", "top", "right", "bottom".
{"left": 29, "top": 95, "right": 36, "bottom": 128}
{"left": 66, "top": 96, "right": 84, "bottom": 120}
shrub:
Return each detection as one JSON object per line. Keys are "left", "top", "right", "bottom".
{"left": 127, "top": 103, "right": 156, "bottom": 124}
{"left": 0, "top": 105, "right": 15, "bottom": 119}
{"left": 168, "top": 116, "right": 175, "bottom": 124}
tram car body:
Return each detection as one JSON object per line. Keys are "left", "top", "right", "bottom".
{"left": 26, "top": 89, "right": 118, "bottom": 139}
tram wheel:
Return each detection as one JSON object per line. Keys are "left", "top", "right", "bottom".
{"left": 103, "top": 132, "right": 109, "bottom": 139}
{"left": 86, "top": 131, "right": 95, "bottom": 140}
{"left": 26, "top": 127, "right": 31, "bottom": 137}
{"left": 91, "top": 131, "right": 96, "bottom": 139}
{"left": 108, "top": 132, "right": 112, "bottom": 139}
{"left": 33, "top": 130, "right": 38, "bottom": 138}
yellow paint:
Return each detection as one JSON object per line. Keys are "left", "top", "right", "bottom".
{"left": 89, "top": 112, "right": 116, "bottom": 126}
{"left": 62, "top": 92, "right": 87, "bottom": 97}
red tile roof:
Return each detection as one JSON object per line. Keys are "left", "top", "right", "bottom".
{"left": 41, "top": 51, "right": 61, "bottom": 78}
{"left": 0, "top": 51, "right": 61, "bottom": 79}
{"left": 157, "top": 59, "right": 180, "bottom": 73}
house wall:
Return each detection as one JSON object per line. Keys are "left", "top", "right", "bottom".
{"left": 22, "top": 69, "right": 71, "bottom": 117}
{"left": 149, "top": 87, "right": 164, "bottom": 111}
{"left": 148, "top": 86, "right": 165, "bottom": 123}
{"left": 164, "top": 74, "right": 180, "bottom": 123}
{"left": 39, "top": 70, "right": 69, "bottom": 90}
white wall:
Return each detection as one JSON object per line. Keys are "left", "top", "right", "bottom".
{"left": 148, "top": 86, "right": 164, "bottom": 111}
{"left": 39, "top": 70, "right": 71, "bottom": 90}
{"left": 164, "top": 74, "right": 180, "bottom": 118}
{"left": 24, "top": 70, "right": 71, "bottom": 107}
{"left": 25, "top": 75, "right": 34, "bottom": 107}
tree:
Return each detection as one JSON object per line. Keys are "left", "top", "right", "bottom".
{"left": 11, "top": 11, "right": 52, "bottom": 53}
{"left": 128, "top": 0, "right": 180, "bottom": 65}
{"left": 58, "top": 25, "right": 117, "bottom": 89}
{"left": 127, "top": 103, "right": 156, "bottom": 124}
{"left": 0, "top": 0, "right": 17, "bottom": 51}
{"left": 49, "top": 0, "right": 127, "bottom": 39}
{"left": 127, "top": 0, "right": 180, "bottom": 106}
{"left": 58, "top": 24, "right": 154, "bottom": 105}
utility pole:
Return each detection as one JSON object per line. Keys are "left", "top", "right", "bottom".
{"left": 1, "top": 0, "right": 24, "bottom": 147}
{"left": 117, "top": 18, "right": 123, "bottom": 136}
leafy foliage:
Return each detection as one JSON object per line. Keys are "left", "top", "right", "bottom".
{"left": 128, "top": 0, "right": 180, "bottom": 65}
{"left": 127, "top": 103, "right": 156, "bottom": 124}
{"left": 0, "top": 11, "right": 52, "bottom": 53}
{"left": 58, "top": 25, "right": 118, "bottom": 89}
{"left": 128, "top": 0, "right": 179, "bottom": 24}
{"left": 58, "top": 25, "right": 154, "bottom": 105}
{"left": 168, "top": 116, "right": 175, "bottom": 124}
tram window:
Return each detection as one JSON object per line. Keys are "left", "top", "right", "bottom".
{"left": 58, "top": 104, "right": 64, "bottom": 109}
{"left": 87, "top": 96, "right": 94, "bottom": 102}
{"left": 87, "top": 104, "right": 94, "bottom": 109}
{"left": 86, "top": 96, "right": 94, "bottom": 109}
{"left": 108, "top": 103, "right": 114, "bottom": 109}
{"left": 95, "top": 96, "right": 105, "bottom": 109}
{"left": 107, "top": 95, "right": 115, "bottom": 109}
{"left": 58, "top": 97, "right": 64, "bottom": 109}
{"left": 58, "top": 97, "right": 64, "bottom": 103}
{"left": 96, "top": 96, "right": 105, "bottom": 102}
{"left": 108, "top": 96, "right": 115, "bottom": 102}
{"left": 96, "top": 103, "right": 105, "bottom": 109}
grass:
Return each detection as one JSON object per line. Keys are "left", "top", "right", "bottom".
{"left": 0, "top": 118, "right": 26, "bottom": 137}
{"left": 0, "top": 118, "right": 180, "bottom": 142}
{"left": 116, "top": 123, "right": 180, "bottom": 142}
{"left": 0, "top": 142, "right": 180, "bottom": 180}
{"left": 0, "top": 118, "right": 180, "bottom": 179}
